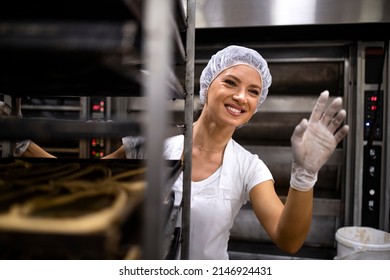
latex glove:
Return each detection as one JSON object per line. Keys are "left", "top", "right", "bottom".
{"left": 290, "top": 91, "right": 349, "bottom": 191}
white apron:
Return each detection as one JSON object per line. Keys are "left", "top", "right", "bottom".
{"left": 172, "top": 139, "right": 239, "bottom": 260}
{"left": 123, "top": 134, "right": 273, "bottom": 259}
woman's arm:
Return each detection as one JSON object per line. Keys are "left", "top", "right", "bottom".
{"left": 250, "top": 91, "right": 348, "bottom": 254}
{"left": 19, "top": 141, "right": 127, "bottom": 159}
{"left": 249, "top": 181, "right": 312, "bottom": 254}
{"left": 20, "top": 141, "right": 57, "bottom": 158}
{"left": 101, "top": 145, "right": 127, "bottom": 159}
{"left": 19, "top": 139, "right": 128, "bottom": 159}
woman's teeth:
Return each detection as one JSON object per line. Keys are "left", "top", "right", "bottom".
{"left": 226, "top": 105, "right": 241, "bottom": 114}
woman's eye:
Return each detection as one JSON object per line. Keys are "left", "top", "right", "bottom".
{"left": 249, "top": 89, "right": 260, "bottom": 96}
{"left": 224, "top": 79, "right": 236, "bottom": 86}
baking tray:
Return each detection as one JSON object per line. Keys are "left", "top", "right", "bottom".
{"left": 0, "top": 158, "right": 181, "bottom": 259}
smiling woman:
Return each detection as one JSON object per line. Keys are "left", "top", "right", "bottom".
{"left": 199, "top": 45, "right": 272, "bottom": 113}
{"left": 125, "top": 45, "right": 348, "bottom": 259}
{"left": 205, "top": 65, "right": 262, "bottom": 126}
{"left": 17, "top": 45, "right": 349, "bottom": 260}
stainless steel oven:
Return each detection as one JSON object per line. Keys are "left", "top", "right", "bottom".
{"left": 192, "top": 40, "right": 389, "bottom": 259}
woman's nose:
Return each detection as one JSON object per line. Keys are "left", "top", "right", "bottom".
{"left": 232, "top": 90, "right": 247, "bottom": 103}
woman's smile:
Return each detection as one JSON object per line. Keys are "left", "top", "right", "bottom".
{"left": 225, "top": 104, "right": 245, "bottom": 116}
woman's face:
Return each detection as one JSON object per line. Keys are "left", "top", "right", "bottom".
{"left": 205, "top": 64, "right": 262, "bottom": 128}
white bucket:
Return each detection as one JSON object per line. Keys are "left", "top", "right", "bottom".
{"left": 335, "top": 226, "right": 390, "bottom": 259}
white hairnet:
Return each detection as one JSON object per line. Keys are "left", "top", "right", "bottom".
{"left": 199, "top": 45, "right": 272, "bottom": 112}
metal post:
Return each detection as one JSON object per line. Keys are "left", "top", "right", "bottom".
{"left": 1, "top": 95, "right": 13, "bottom": 157}
{"left": 142, "top": 0, "right": 174, "bottom": 259}
{"left": 181, "top": 0, "right": 196, "bottom": 260}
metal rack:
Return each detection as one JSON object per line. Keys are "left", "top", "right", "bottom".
{"left": 0, "top": 0, "right": 195, "bottom": 259}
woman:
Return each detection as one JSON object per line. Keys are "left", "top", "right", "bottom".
{"left": 12, "top": 45, "right": 349, "bottom": 259}
{"left": 121, "top": 45, "right": 348, "bottom": 259}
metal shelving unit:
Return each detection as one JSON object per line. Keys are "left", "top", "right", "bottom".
{"left": 0, "top": 0, "right": 195, "bottom": 260}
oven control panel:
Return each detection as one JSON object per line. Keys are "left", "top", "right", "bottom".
{"left": 364, "top": 91, "right": 383, "bottom": 141}
{"left": 89, "top": 97, "right": 108, "bottom": 159}
{"left": 361, "top": 45, "right": 386, "bottom": 228}
{"left": 362, "top": 145, "right": 381, "bottom": 227}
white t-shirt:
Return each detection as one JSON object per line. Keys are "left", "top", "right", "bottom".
{"left": 122, "top": 135, "right": 273, "bottom": 259}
